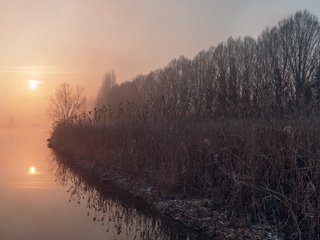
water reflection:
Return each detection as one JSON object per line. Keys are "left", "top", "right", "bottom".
{"left": 50, "top": 152, "right": 206, "bottom": 240}
{"left": 1, "top": 129, "right": 116, "bottom": 240}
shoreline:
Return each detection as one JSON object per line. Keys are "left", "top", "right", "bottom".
{"left": 49, "top": 142, "right": 273, "bottom": 240}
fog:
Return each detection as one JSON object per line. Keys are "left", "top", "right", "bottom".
{"left": 0, "top": 0, "right": 319, "bottom": 127}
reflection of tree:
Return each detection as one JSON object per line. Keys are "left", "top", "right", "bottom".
{"left": 50, "top": 153, "right": 202, "bottom": 240}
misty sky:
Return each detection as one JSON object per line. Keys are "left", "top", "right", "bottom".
{"left": 0, "top": 0, "right": 319, "bottom": 126}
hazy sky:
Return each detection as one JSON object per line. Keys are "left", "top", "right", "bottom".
{"left": 0, "top": 0, "right": 319, "bottom": 126}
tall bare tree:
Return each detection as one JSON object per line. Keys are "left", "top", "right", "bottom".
{"left": 278, "top": 10, "right": 320, "bottom": 109}
{"left": 89, "top": 10, "right": 320, "bottom": 121}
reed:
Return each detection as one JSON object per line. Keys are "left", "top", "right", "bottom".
{"left": 50, "top": 108, "right": 320, "bottom": 239}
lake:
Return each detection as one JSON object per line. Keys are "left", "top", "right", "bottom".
{"left": 0, "top": 128, "right": 200, "bottom": 240}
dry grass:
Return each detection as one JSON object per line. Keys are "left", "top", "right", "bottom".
{"left": 50, "top": 112, "right": 320, "bottom": 239}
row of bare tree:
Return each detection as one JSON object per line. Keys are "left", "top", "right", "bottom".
{"left": 48, "top": 11, "right": 320, "bottom": 238}
{"left": 96, "top": 11, "right": 320, "bottom": 122}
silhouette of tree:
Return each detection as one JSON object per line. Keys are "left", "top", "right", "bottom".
{"left": 278, "top": 10, "right": 320, "bottom": 109}
{"left": 93, "top": 10, "right": 320, "bottom": 121}
{"left": 49, "top": 83, "right": 86, "bottom": 123}
{"left": 96, "top": 70, "right": 117, "bottom": 107}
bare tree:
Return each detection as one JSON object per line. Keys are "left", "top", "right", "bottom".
{"left": 278, "top": 10, "right": 320, "bottom": 109}
{"left": 96, "top": 70, "right": 116, "bottom": 107}
{"left": 214, "top": 43, "right": 228, "bottom": 118}
{"left": 87, "top": 10, "right": 320, "bottom": 121}
{"left": 226, "top": 37, "right": 241, "bottom": 117}
{"left": 49, "top": 83, "right": 86, "bottom": 123}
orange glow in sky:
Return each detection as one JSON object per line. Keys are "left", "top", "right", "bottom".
{"left": 0, "top": 1, "right": 318, "bottom": 128}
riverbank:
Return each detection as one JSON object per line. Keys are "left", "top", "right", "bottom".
{"left": 48, "top": 120, "right": 289, "bottom": 239}
{"left": 49, "top": 148, "right": 270, "bottom": 239}
{"left": 51, "top": 150, "right": 209, "bottom": 240}
{"left": 48, "top": 117, "right": 320, "bottom": 238}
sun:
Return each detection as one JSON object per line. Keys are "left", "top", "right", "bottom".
{"left": 28, "top": 80, "right": 41, "bottom": 90}
{"left": 29, "top": 166, "right": 37, "bottom": 175}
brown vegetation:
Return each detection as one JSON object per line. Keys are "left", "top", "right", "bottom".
{"left": 49, "top": 10, "right": 320, "bottom": 239}
{"left": 50, "top": 116, "right": 320, "bottom": 239}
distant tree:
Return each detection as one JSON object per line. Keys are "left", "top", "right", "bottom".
{"left": 226, "top": 37, "right": 240, "bottom": 117}
{"left": 214, "top": 43, "right": 228, "bottom": 118}
{"left": 86, "top": 10, "right": 320, "bottom": 121}
{"left": 192, "top": 48, "right": 216, "bottom": 118}
{"left": 49, "top": 83, "right": 86, "bottom": 123}
{"left": 96, "top": 70, "right": 117, "bottom": 107}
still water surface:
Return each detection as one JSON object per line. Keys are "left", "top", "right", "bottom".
{"left": 0, "top": 129, "right": 197, "bottom": 240}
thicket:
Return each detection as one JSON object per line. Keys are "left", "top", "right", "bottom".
{"left": 50, "top": 11, "right": 320, "bottom": 239}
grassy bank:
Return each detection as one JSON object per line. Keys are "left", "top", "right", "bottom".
{"left": 49, "top": 117, "right": 320, "bottom": 239}
{"left": 51, "top": 150, "right": 213, "bottom": 240}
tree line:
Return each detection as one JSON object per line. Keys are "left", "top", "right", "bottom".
{"left": 48, "top": 11, "right": 320, "bottom": 238}
{"left": 96, "top": 10, "right": 320, "bottom": 123}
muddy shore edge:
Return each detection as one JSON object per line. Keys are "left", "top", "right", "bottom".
{"left": 48, "top": 140, "right": 275, "bottom": 240}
